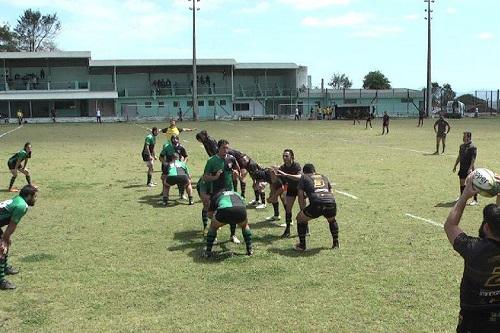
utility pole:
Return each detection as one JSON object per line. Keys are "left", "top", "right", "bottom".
{"left": 424, "top": 0, "right": 434, "bottom": 117}
{"left": 189, "top": 0, "right": 200, "bottom": 121}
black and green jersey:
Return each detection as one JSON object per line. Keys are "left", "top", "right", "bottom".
{"left": 8, "top": 149, "right": 29, "bottom": 167}
{"left": 209, "top": 191, "right": 245, "bottom": 211}
{"left": 143, "top": 134, "right": 156, "bottom": 154}
{"left": 166, "top": 160, "right": 189, "bottom": 177}
{"left": 203, "top": 154, "right": 236, "bottom": 193}
{"left": 159, "top": 143, "right": 176, "bottom": 161}
{"left": 0, "top": 196, "right": 28, "bottom": 226}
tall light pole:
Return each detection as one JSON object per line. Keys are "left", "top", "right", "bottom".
{"left": 189, "top": 0, "right": 200, "bottom": 121}
{"left": 424, "top": 0, "right": 434, "bottom": 117}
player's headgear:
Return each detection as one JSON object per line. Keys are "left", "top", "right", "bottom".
{"left": 171, "top": 135, "right": 179, "bottom": 144}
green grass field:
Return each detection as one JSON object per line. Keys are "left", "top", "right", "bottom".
{"left": 0, "top": 118, "right": 499, "bottom": 332}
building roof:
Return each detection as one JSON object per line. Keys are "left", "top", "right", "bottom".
{"left": 234, "top": 63, "right": 299, "bottom": 70}
{"left": 0, "top": 51, "right": 91, "bottom": 59}
{"left": 90, "top": 59, "right": 237, "bottom": 67}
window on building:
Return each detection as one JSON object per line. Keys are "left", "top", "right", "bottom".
{"left": 198, "top": 100, "right": 204, "bottom": 107}
{"left": 233, "top": 103, "right": 250, "bottom": 111}
{"left": 145, "top": 102, "right": 152, "bottom": 108}
{"left": 158, "top": 101, "right": 165, "bottom": 108}
{"left": 187, "top": 101, "right": 193, "bottom": 107}
{"left": 208, "top": 100, "right": 215, "bottom": 107}
{"left": 173, "top": 101, "right": 179, "bottom": 107}
{"left": 220, "top": 100, "right": 226, "bottom": 106}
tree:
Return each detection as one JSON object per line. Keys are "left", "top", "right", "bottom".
{"left": 362, "top": 70, "right": 391, "bottom": 89}
{"left": 14, "top": 9, "right": 61, "bottom": 51}
{"left": 441, "top": 83, "right": 456, "bottom": 107}
{"left": 0, "top": 23, "right": 18, "bottom": 51}
{"left": 328, "top": 73, "right": 352, "bottom": 89}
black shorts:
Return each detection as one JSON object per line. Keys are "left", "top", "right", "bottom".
{"left": 457, "top": 309, "right": 500, "bottom": 333}
{"left": 286, "top": 187, "right": 298, "bottom": 197}
{"left": 436, "top": 133, "right": 447, "bottom": 139}
{"left": 142, "top": 153, "right": 150, "bottom": 162}
{"left": 303, "top": 202, "right": 337, "bottom": 219}
{"left": 166, "top": 175, "right": 188, "bottom": 187}
{"left": 458, "top": 168, "right": 472, "bottom": 179}
{"left": 215, "top": 207, "right": 247, "bottom": 225}
{"left": 7, "top": 161, "right": 20, "bottom": 170}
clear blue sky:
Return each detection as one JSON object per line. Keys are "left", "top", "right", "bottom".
{"left": 0, "top": 0, "right": 498, "bottom": 93}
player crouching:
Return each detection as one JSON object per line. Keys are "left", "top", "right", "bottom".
{"left": 161, "top": 153, "right": 194, "bottom": 206}
{"left": 203, "top": 190, "right": 253, "bottom": 257}
{"left": 294, "top": 163, "right": 339, "bottom": 252}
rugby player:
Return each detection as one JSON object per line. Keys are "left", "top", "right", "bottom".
{"left": 8, "top": 143, "right": 33, "bottom": 192}
{"left": 274, "top": 149, "right": 302, "bottom": 238}
{"left": 382, "top": 112, "right": 390, "bottom": 135}
{"left": 0, "top": 185, "right": 38, "bottom": 290}
{"left": 142, "top": 127, "right": 158, "bottom": 187}
{"left": 161, "top": 153, "right": 194, "bottom": 205}
{"left": 433, "top": 114, "right": 451, "bottom": 155}
{"left": 203, "top": 190, "right": 253, "bottom": 257}
{"left": 294, "top": 164, "right": 339, "bottom": 252}
{"left": 195, "top": 130, "right": 218, "bottom": 157}
{"left": 453, "top": 131, "right": 478, "bottom": 205}
{"left": 203, "top": 139, "right": 241, "bottom": 243}
{"left": 444, "top": 174, "right": 500, "bottom": 332}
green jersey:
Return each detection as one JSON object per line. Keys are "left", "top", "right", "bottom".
{"left": 160, "top": 143, "right": 176, "bottom": 161}
{"left": 209, "top": 191, "right": 245, "bottom": 211}
{"left": 144, "top": 134, "right": 156, "bottom": 154}
{"left": 0, "top": 196, "right": 28, "bottom": 226}
{"left": 167, "top": 160, "right": 189, "bottom": 177}
{"left": 203, "top": 154, "right": 236, "bottom": 193}
{"left": 8, "top": 149, "right": 28, "bottom": 166}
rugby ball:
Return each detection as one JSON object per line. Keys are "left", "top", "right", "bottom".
{"left": 472, "top": 168, "right": 499, "bottom": 198}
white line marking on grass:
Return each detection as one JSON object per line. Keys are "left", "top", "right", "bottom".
{"left": 134, "top": 123, "right": 151, "bottom": 131}
{"left": 0, "top": 125, "right": 23, "bottom": 138}
{"left": 405, "top": 213, "right": 443, "bottom": 228}
{"left": 335, "top": 190, "right": 359, "bottom": 200}
{"left": 376, "top": 145, "right": 430, "bottom": 154}
{"left": 183, "top": 140, "right": 190, "bottom": 143}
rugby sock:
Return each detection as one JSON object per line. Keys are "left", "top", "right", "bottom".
{"left": 163, "top": 196, "right": 169, "bottom": 204}
{"left": 285, "top": 211, "right": 292, "bottom": 228}
{"left": 442, "top": 144, "right": 445, "bottom": 154}
{"left": 329, "top": 219, "right": 339, "bottom": 242}
{"left": 473, "top": 194, "right": 478, "bottom": 202}
{"left": 232, "top": 180, "right": 238, "bottom": 192}
{"left": 240, "top": 181, "right": 246, "bottom": 198}
{"left": 260, "top": 192, "right": 266, "bottom": 204}
{"left": 26, "top": 175, "right": 31, "bottom": 185}
{"left": 8, "top": 176, "right": 16, "bottom": 189}
{"left": 242, "top": 227, "right": 253, "bottom": 251}
{"left": 0, "top": 258, "right": 5, "bottom": 281}
{"left": 297, "top": 223, "right": 307, "bottom": 248}
{"left": 254, "top": 190, "right": 260, "bottom": 203}
{"left": 201, "top": 209, "right": 208, "bottom": 228}
{"left": 460, "top": 185, "right": 465, "bottom": 195}
{"left": 206, "top": 227, "right": 217, "bottom": 252}
{"left": 273, "top": 202, "right": 279, "bottom": 217}
{"left": 147, "top": 174, "right": 152, "bottom": 185}
{"left": 230, "top": 224, "right": 237, "bottom": 237}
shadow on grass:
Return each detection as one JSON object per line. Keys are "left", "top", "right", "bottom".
{"left": 250, "top": 219, "right": 284, "bottom": 230}
{"left": 20, "top": 253, "right": 56, "bottom": 263}
{"left": 123, "top": 184, "right": 147, "bottom": 189}
{"left": 267, "top": 247, "right": 325, "bottom": 257}
{"left": 138, "top": 194, "right": 189, "bottom": 208}
{"left": 435, "top": 201, "right": 456, "bottom": 208}
{"left": 423, "top": 152, "right": 439, "bottom": 156}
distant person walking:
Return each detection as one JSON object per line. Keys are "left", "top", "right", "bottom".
{"left": 50, "top": 108, "right": 56, "bottom": 123}
{"left": 382, "top": 112, "right": 390, "bottom": 135}
{"left": 294, "top": 107, "right": 300, "bottom": 120}
{"left": 418, "top": 110, "right": 425, "bottom": 127}
{"left": 96, "top": 108, "right": 102, "bottom": 124}
{"left": 16, "top": 110, "right": 23, "bottom": 125}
